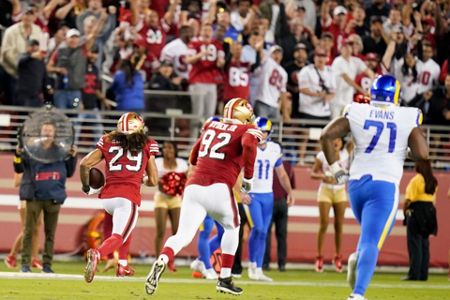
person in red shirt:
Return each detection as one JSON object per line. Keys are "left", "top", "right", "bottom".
{"left": 131, "top": 0, "right": 178, "bottom": 78}
{"left": 354, "top": 52, "right": 382, "bottom": 102}
{"left": 80, "top": 112, "right": 159, "bottom": 283}
{"left": 145, "top": 98, "right": 263, "bottom": 296}
{"left": 186, "top": 22, "right": 225, "bottom": 120}
{"left": 222, "top": 42, "right": 251, "bottom": 112}
{"left": 321, "top": 3, "right": 351, "bottom": 56}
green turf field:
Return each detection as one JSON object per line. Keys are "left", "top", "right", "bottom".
{"left": 0, "top": 261, "right": 449, "bottom": 300}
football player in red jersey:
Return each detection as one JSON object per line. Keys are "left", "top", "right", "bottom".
{"left": 80, "top": 112, "right": 159, "bottom": 283}
{"left": 145, "top": 98, "right": 263, "bottom": 296}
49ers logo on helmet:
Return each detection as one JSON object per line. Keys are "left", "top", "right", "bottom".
{"left": 117, "top": 112, "right": 145, "bottom": 134}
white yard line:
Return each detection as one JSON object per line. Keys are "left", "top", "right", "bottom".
{"left": 0, "top": 272, "right": 448, "bottom": 290}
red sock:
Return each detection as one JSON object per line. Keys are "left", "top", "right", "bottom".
{"left": 160, "top": 247, "right": 176, "bottom": 271}
{"left": 102, "top": 213, "right": 114, "bottom": 260}
{"left": 221, "top": 254, "right": 234, "bottom": 269}
{"left": 98, "top": 233, "right": 123, "bottom": 257}
{"left": 119, "top": 235, "right": 132, "bottom": 260}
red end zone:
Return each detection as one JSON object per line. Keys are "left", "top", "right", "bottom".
{"left": 0, "top": 154, "right": 448, "bottom": 267}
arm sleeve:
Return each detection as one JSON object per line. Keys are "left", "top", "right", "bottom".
{"left": 189, "top": 138, "right": 201, "bottom": 166}
{"left": 241, "top": 133, "right": 259, "bottom": 179}
{"left": 148, "top": 139, "right": 160, "bottom": 156}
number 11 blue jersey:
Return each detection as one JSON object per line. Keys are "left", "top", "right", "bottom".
{"left": 345, "top": 102, "right": 422, "bottom": 184}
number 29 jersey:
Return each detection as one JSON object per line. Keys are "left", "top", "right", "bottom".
{"left": 188, "top": 120, "right": 263, "bottom": 190}
{"left": 345, "top": 103, "right": 422, "bottom": 184}
{"left": 96, "top": 135, "right": 159, "bottom": 206}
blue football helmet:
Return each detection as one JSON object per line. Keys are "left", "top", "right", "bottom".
{"left": 370, "top": 74, "right": 401, "bottom": 105}
{"left": 255, "top": 116, "right": 273, "bottom": 139}
{"left": 206, "top": 116, "right": 221, "bottom": 123}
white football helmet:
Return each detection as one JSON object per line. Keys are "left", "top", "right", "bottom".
{"left": 223, "top": 98, "right": 255, "bottom": 124}
{"left": 117, "top": 112, "right": 145, "bottom": 134}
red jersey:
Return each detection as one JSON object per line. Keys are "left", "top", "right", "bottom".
{"left": 137, "top": 19, "right": 170, "bottom": 59}
{"left": 187, "top": 120, "right": 262, "bottom": 190}
{"left": 354, "top": 69, "right": 381, "bottom": 101}
{"left": 96, "top": 135, "right": 159, "bottom": 206}
{"left": 223, "top": 60, "right": 250, "bottom": 101}
{"left": 188, "top": 39, "right": 224, "bottom": 84}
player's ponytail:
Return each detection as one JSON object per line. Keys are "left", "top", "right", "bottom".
{"left": 126, "top": 131, "right": 147, "bottom": 153}
{"left": 108, "top": 130, "right": 147, "bottom": 153}
{"left": 415, "top": 160, "right": 437, "bottom": 195}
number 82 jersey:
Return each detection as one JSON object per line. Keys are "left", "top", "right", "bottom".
{"left": 346, "top": 103, "right": 422, "bottom": 185}
{"left": 96, "top": 135, "right": 159, "bottom": 206}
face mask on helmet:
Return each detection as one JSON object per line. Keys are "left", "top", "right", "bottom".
{"left": 223, "top": 98, "right": 255, "bottom": 124}
{"left": 117, "top": 112, "right": 145, "bottom": 134}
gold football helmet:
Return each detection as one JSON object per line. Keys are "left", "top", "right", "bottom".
{"left": 117, "top": 112, "right": 145, "bottom": 134}
{"left": 223, "top": 98, "right": 255, "bottom": 124}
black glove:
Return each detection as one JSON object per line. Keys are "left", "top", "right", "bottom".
{"left": 13, "top": 151, "right": 24, "bottom": 173}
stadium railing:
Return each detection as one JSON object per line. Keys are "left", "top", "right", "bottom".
{"left": 0, "top": 104, "right": 448, "bottom": 169}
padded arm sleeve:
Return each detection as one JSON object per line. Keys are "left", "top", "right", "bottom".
{"left": 241, "top": 133, "right": 258, "bottom": 179}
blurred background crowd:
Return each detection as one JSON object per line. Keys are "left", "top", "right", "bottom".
{"left": 0, "top": 0, "right": 449, "bottom": 135}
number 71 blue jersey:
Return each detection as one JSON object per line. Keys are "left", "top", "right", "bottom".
{"left": 345, "top": 103, "right": 422, "bottom": 184}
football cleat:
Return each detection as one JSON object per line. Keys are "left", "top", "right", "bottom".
{"left": 347, "top": 252, "right": 358, "bottom": 289}
{"left": 145, "top": 258, "right": 166, "bottom": 295}
{"left": 84, "top": 249, "right": 100, "bottom": 283}
{"left": 315, "top": 256, "right": 324, "bottom": 273}
{"left": 333, "top": 255, "right": 343, "bottom": 273}
{"left": 347, "top": 293, "right": 367, "bottom": 300}
{"left": 4, "top": 255, "right": 17, "bottom": 269}
{"left": 255, "top": 269, "right": 273, "bottom": 282}
{"left": 117, "top": 112, "right": 145, "bottom": 134}
{"left": 223, "top": 98, "right": 255, "bottom": 125}
{"left": 216, "top": 277, "right": 243, "bottom": 296}
{"left": 116, "top": 264, "right": 135, "bottom": 277}
{"left": 203, "top": 268, "right": 218, "bottom": 280}
{"left": 190, "top": 258, "right": 206, "bottom": 274}
{"left": 248, "top": 263, "right": 258, "bottom": 280}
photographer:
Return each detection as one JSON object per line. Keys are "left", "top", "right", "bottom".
{"left": 16, "top": 122, "right": 77, "bottom": 273}
{"left": 403, "top": 160, "right": 438, "bottom": 281}
{"left": 297, "top": 47, "right": 335, "bottom": 164}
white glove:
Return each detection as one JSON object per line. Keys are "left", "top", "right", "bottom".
{"left": 330, "top": 162, "right": 349, "bottom": 184}
{"left": 241, "top": 177, "right": 253, "bottom": 193}
{"left": 82, "top": 185, "right": 103, "bottom": 195}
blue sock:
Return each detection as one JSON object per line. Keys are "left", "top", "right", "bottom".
{"left": 198, "top": 216, "right": 214, "bottom": 269}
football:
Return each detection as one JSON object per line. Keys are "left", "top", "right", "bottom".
{"left": 89, "top": 167, "right": 105, "bottom": 189}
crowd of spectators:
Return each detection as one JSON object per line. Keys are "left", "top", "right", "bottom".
{"left": 0, "top": 0, "right": 449, "bottom": 135}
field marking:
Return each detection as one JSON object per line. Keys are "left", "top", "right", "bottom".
{"left": 0, "top": 272, "right": 449, "bottom": 290}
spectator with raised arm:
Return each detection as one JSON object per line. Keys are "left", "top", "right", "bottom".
{"left": 186, "top": 23, "right": 225, "bottom": 120}
{"left": 47, "top": 9, "right": 107, "bottom": 110}
{"left": 0, "top": 6, "right": 43, "bottom": 105}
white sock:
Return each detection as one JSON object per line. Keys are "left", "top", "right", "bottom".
{"left": 159, "top": 254, "right": 169, "bottom": 264}
{"left": 118, "top": 260, "right": 128, "bottom": 267}
{"left": 256, "top": 267, "right": 263, "bottom": 275}
{"left": 250, "top": 262, "right": 257, "bottom": 269}
{"left": 220, "top": 267, "right": 231, "bottom": 278}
